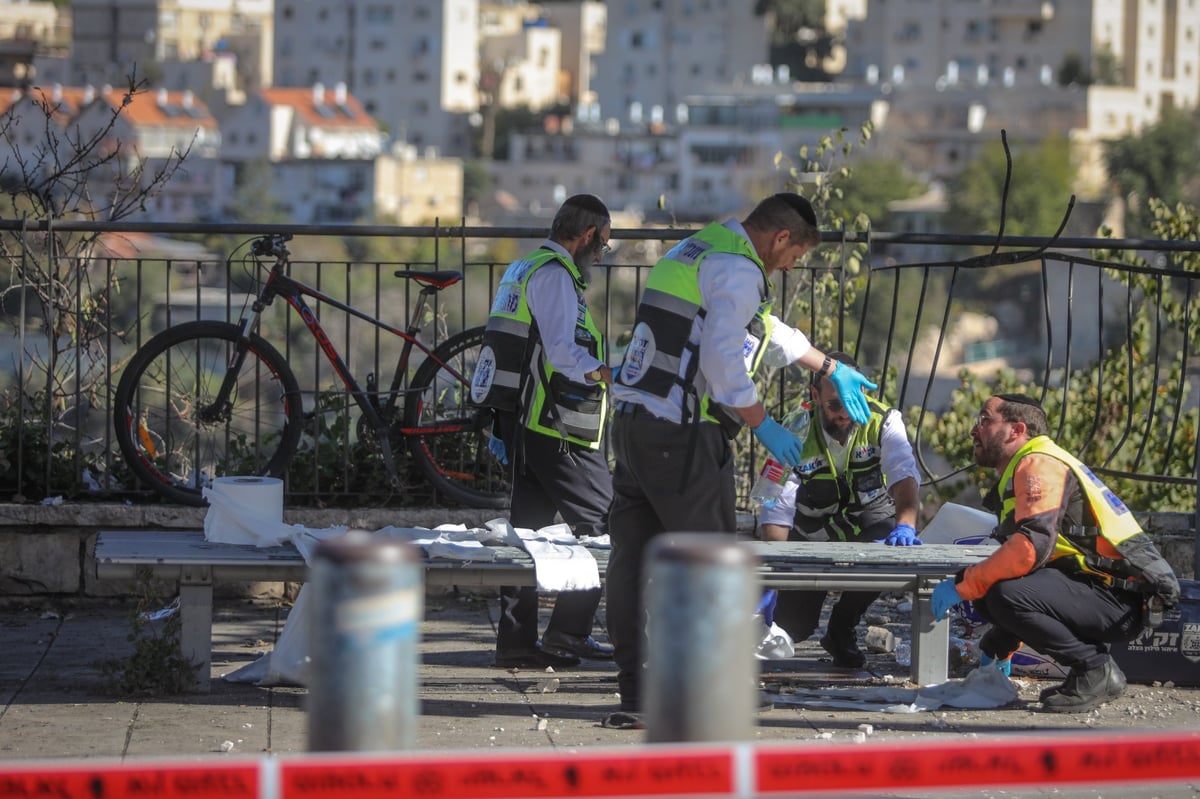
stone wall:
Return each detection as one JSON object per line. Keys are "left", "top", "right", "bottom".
{"left": 0, "top": 503, "right": 1195, "bottom": 607}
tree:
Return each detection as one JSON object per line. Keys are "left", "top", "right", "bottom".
{"left": 915, "top": 198, "right": 1200, "bottom": 513}
{"left": 1104, "top": 107, "right": 1200, "bottom": 237}
{"left": 0, "top": 73, "right": 191, "bottom": 497}
{"left": 756, "top": 0, "right": 836, "bottom": 82}
{"left": 946, "top": 135, "right": 1075, "bottom": 238}
{"left": 826, "top": 156, "right": 926, "bottom": 230}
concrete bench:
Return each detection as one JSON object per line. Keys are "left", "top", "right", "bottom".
{"left": 93, "top": 530, "right": 993, "bottom": 691}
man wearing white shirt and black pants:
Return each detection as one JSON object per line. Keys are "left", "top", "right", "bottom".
{"left": 758, "top": 352, "right": 922, "bottom": 669}
{"left": 603, "top": 193, "right": 878, "bottom": 727}
{"left": 470, "top": 194, "right": 615, "bottom": 669}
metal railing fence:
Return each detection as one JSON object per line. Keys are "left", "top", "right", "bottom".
{"left": 0, "top": 218, "right": 1197, "bottom": 542}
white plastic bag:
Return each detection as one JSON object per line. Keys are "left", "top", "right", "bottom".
{"left": 755, "top": 619, "right": 795, "bottom": 660}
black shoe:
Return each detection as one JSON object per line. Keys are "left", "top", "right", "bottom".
{"left": 1039, "top": 672, "right": 1077, "bottom": 703}
{"left": 601, "top": 711, "right": 645, "bottom": 730}
{"left": 1041, "top": 659, "right": 1127, "bottom": 713}
{"left": 493, "top": 644, "right": 581, "bottom": 669}
{"left": 820, "top": 630, "right": 867, "bottom": 668}
{"left": 541, "top": 630, "right": 615, "bottom": 660}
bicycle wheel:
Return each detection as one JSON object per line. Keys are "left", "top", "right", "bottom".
{"left": 113, "top": 321, "right": 304, "bottom": 506}
{"left": 404, "top": 327, "right": 510, "bottom": 508}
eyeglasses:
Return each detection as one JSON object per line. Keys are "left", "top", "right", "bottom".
{"left": 599, "top": 240, "right": 612, "bottom": 254}
{"left": 821, "top": 398, "right": 844, "bottom": 413}
{"left": 973, "top": 413, "right": 1004, "bottom": 428}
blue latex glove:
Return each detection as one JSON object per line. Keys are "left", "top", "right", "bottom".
{"left": 826, "top": 360, "right": 878, "bottom": 425}
{"left": 882, "top": 523, "right": 922, "bottom": 546}
{"left": 752, "top": 416, "right": 803, "bottom": 468}
{"left": 930, "top": 577, "right": 963, "bottom": 621}
{"left": 487, "top": 437, "right": 508, "bottom": 465}
{"left": 755, "top": 589, "right": 778, "bottom": 627}
{"left": 980, "top": 652, "right": 1012, "bottom": 676}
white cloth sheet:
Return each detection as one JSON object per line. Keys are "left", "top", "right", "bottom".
{"left": 203, "top": 489, "right": 601, "bottom": 686}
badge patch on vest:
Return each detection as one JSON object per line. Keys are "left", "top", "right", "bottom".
{"left": 620, "top": 321, "right": 656, "bottom": 385}
{"left": 741, "top": 333, "right": 760, "bottom": 369}
{"left": 666, "top": 238, "right": 713, "bottom": 265}
{"left": 492, "top": 285, "right": 521, "bottom": 315}
{"left": 470, "top": 345, "right": 498, "bottom": 404}
{"left": 1025, "top": 472, "right": 1044, "bottom": 503}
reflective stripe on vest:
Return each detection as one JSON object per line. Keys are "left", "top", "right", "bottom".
{"left": 998, "top": 436, "right": 1145, "bottom": 585}
{"left": 616, "top": 221, "right": 773, "bottom": 427}
{"left": 792, "top": 399, "right": 892, "bottom": 540}
{"left": 470, "top": 248, "right": 606, "bottom": 447}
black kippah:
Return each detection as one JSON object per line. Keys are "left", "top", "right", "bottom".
{"left": 562, "top": 193, "right": 609, "bottom": 216}
{"left": 773, "top": 192, "right": 817, "bottom": 227}
{"left": 995, "top": 393, "right": 1043, "bottom": 409}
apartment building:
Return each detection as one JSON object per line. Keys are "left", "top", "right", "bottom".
{"left": 0, "top": 0, "right": 68, "bottom": 86}
{"left": 538, "top": 0, "right": 606, "bottom": 109}
{"left": 845, "top": 0, "right": 1199, "bottom": 192}
{"left": 71, "top": 86, "right": 221, "bottom": 222}
{"left": 69, "top": 0, "right": 273, "bottom": 89}
{"left": 273, "top": 0, "right": 479, "bottom": 156}
{"left": 479, "top": 4, "right": 562, "bottom": 111}
{"left": 591, "top": 0, "right": 770, "bottom": 126}
{"left": 220, "top": 84, "right": 383, "bottom": 223}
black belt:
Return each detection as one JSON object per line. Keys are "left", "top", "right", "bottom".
{"left": 616, "top": 401, "right": 644, "bottom": 416}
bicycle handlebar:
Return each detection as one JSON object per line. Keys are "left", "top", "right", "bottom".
{"left": 250, "top": 233, "right": 293, "bottom": 259}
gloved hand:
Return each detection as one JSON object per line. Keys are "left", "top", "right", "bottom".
{"left": 826, "top": 361, "right": 877, "bottom": 425}
{"left": 487, "top": 437, "right": 509, "bottom": 465}
{"left": 930, "top": 577, "right": 963, "bottom": 621}
{"left": 882, "top": 523, "right": 922, "bottom": 546}
{"left": 752, "top": 416, "right": 803, "bottom": 468}
{"left": 980, "top": 652, "right": 1012, "bottom": 676}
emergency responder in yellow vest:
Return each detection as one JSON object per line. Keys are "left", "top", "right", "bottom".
{"left": 471, "top": 193, "right": 615, "bottom": 669}
{"left": 601, "top": 192, "right": 878, "bottom": 728}
{"left": 759, "top": 352, "right": 923, "bottom": 669}
{"left": 931, "top": 393, "right": 1180, "bottom": 713}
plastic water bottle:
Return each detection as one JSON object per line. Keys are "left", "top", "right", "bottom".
{"left": 750, "top": 457, "right": 790, "bottom": 510}
{"left": 749, "top": 404, "right": 811, "bottom": 510}
{"left": 894, "top": 640, "right": 911, "bottom": 667}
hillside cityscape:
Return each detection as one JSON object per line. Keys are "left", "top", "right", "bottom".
{"left": 1, "top": 0, "right": 1198, "bottom": 233}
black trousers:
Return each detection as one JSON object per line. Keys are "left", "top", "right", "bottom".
{"left": 974, "top": 567, "right": 1144, "bottom": 672}
{"left": 495, "top": 422, "right": 613, "bottom": 652}
{"left": 606, "top": 407, "right": 736, "bottom": 712}
{"left": 771, "top": 517, "right": 894, "bottom": 643}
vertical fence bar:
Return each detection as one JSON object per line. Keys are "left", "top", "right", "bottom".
{"left": 308, "top": 531, "right": 423, "bottom": 752}
{"left": 644, "top": 532, "right": 759, "bottom": 743}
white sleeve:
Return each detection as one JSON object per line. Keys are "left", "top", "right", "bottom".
{"left": 525, "top": 266, "right": 603, "bottom": 382}
{"left": 760, "top": 313, "right": 813, "bottom": 368}
{"left": 757, "top": 473, "right": 800, "bottom": 527}
{"left": 880, "top": 409, "right": 921, "bottom": 486}
{"left": 696, "top": 254, "right": 765, "bottom": 409}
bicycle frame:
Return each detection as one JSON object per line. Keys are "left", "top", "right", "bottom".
{"left": 219, "top": 237, "right": 475, "bottom": 480}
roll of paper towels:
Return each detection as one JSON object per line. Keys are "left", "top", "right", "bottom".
{"left": 203, "top": 476, "right": 286, "bottom": 546}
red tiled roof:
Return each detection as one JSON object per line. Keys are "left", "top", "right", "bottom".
{"left": 259, "top": 86, "right": 378, "bottom": 130}
{"left": 93, "top": 87, "right": 218, "bottom": 129}
{"left": 23, "top": 85, "right": 94, "bottom": 121}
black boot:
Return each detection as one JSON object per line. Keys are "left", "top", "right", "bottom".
{"left": 1041, "top": 658, "right": 1127, "bottom": 713}
{"left": 819, "top": 628, "right": 866, "bottom": 668}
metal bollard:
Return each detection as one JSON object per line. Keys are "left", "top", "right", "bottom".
{"left": 307, "top": 531, "right": 423, "bottom": 752}
{"left": 644, "top": 532, "right": 760, "bottom": 743}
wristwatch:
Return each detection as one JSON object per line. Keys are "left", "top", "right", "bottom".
{"left": 585, "top": 368, "right": 604, "bottom": 383}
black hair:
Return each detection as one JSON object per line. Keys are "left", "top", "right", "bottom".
{"left": 994, "top": 393, "right": 1049, "bottom": 437}
{"left": 549, "top": 194, "right": 611, "bottom": 241}
{"left": 743, "top": 192, "right": 821, "bottom": 248}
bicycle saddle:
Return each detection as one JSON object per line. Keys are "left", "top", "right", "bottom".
{"left": 394, "top": 270, "right": 463, "bottom": 290}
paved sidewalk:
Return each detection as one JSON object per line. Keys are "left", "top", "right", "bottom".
{"left": 1, "top": 590, "right": 1199, "bottom": 795}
